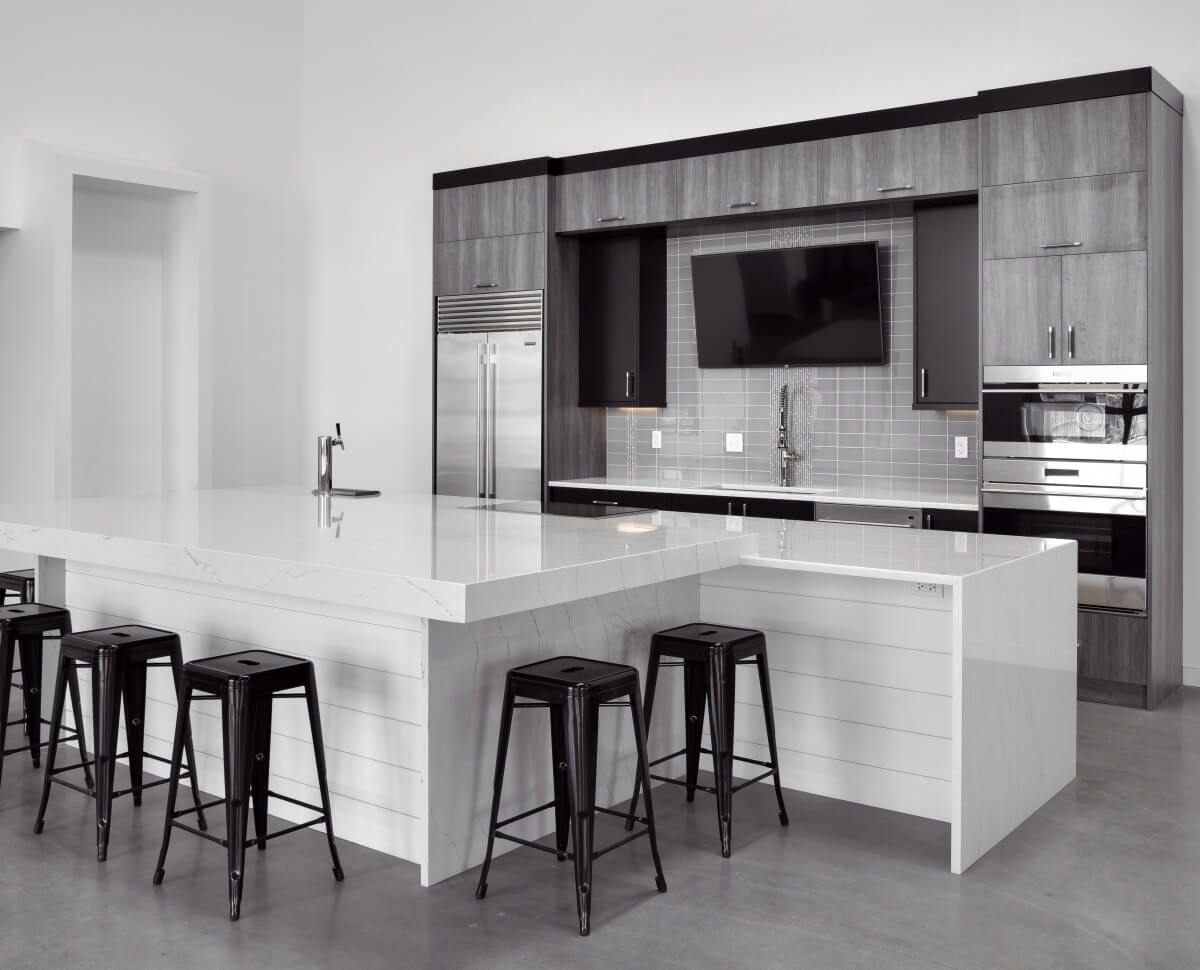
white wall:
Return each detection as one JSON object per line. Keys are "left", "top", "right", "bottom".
{"left": 301, "top": 0, "right": 1200, "bottom": 672}
{"left": 0, "top": 0, "right": 308, "bottom": 487}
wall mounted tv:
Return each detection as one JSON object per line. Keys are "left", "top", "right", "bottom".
{"left": 691, "top": 241, "right": 885, "bottom": 368}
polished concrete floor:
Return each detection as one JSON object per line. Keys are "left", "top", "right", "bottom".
{"left": 2, "top": 690, "right": 1199, "bottom": 970}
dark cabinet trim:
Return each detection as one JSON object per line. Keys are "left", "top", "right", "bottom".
{"left": 546, "top": 485, "right": 815, "bottom": 520}
{"left": 433, "top": 68, "right": 1176, "bottom": 189}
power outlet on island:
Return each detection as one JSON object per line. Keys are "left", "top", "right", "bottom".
{"left": 725, "top": 432, "right": 744, "bottom": 453}
{"left": 651, "top": 429, "right": 662, "bottom": 449}
{"left": 914, "top": 582, "right": 944, "bottom": 598}
{"left": 954, "top": 436, "right": 969, "bottom": 459}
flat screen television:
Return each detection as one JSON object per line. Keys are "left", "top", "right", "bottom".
{"left": 691, "top": 241, "right": 885, "bottom": 368}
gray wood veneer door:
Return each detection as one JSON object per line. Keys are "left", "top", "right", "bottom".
{"left": 433, "top": 177, "right": 546, "bottom": 242}
{"left": 982, "top": 173, "right": 1147, "bottom": 259}
{"left": 982, "top": 94, "right": 1148, "bottom": 186}
{"left": 981, "top": 257, "right": 1061, "bottom": 365}
{"left": 760, "top": 136, "right": 853, "bottom": 210}
{"left": 849, "top": 120, "right": 978, "bottom": 202}
{"left": 554, "top": 162, "right": 676, "bottom": 232}
{"left": 1060, "top": 251, "right": 1147, "bottom": 365}
{"left": 433, "top": 233, "right": 545, "bottom": 295}
{"left": 677, "top": 149, "right": 763, "bottom": 220}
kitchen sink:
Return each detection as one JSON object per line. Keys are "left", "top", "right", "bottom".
{"left": 714, "top": 483, "right": 838, "bottom": 495}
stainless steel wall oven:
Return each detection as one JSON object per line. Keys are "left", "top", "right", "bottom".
{"left": 981, "top": 365, "right": 1148, "bottom": 615}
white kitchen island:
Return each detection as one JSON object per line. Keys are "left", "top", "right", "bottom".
{"left": 0, "top": 487, "right": 1075, "bottom": 883}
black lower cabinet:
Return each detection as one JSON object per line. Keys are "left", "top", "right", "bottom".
{"left": 921, "top": 508, "right": 979, "bottom": 531}
{"left": 546, "top": 487, "right": 813, "bottom": 521}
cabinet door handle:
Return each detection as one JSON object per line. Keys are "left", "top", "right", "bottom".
{"left": 625, "top": 371, "right": 633, "bottom": 398}
{"left": 919, "top": 367, "right": 928, "bottom": 399}
{"left": 592, "top": 499, "right": 619, "bottom": 505}
{"left": 924, "top": 511, "right": 932, "bottom": 529}
{"left": 472, "top": 282, "right": 499, "bottom": 288}
{"left": 596, "top": 215, "right": 626, "bottom": 223}
{"left": 726, "top": 201, "right": 759, "bottom": 208}
{"left": 1067, "top": 325, "right": 1076, "bottom": 359}
{"left": 1039, "top": 241, "right": 1082, "bottom": 249}
{"left": 1047, "top": 326, "right": 1056, "bottom": 360}
{"left": 741, "top": 503, "right": 748, "bottom": 516}
{"left": 727, "top": 501, "right": 733, "bottom": 514}
{"left": 877, "top": 183, "right": 913, "bottom": 192}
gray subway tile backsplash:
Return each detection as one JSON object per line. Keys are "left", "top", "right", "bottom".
{"left": 606, "top": 212, "right": 978, "bottom": 489}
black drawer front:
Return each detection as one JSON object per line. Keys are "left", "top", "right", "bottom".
{"left": 546, "top": 487, "right": 813, "bottom": 520}
{"left": 921, "top": 508, "right": 980, "bottom": 532}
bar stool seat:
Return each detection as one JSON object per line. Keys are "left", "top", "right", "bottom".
{"left": 0, "top": 568, "right": 35, "bottom": 605}
{"left": 0, "top": 603, "right": 90, "bottom": 791}
{"left": 475, "top": 655, "right": 667, "bottom": 937}
{"left": 626, "top": 622, "right": 788, "bottom": 857}
{"left": 34, "top": 624, "right": 206, "bottom": 861}
{"left": 152, "top": 649, "right": 344, "bottom": 921}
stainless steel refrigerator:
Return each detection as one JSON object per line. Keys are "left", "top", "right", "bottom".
{"left": 435, "top": 290, "right": 543, "bottom": 501}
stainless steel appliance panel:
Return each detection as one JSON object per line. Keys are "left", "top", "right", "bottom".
{"left": 982, "top": 458, "right": 1147, "bottom": 490}
{"left": 813, "top": 503, "right": 921, "bottom": 528}
{"left": 489, "top": 330, "right": 543, "bottom": 502}
{"left": 435, "top": 332, "right": 485, "bottom": 498}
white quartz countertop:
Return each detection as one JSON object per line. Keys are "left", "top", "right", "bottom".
{"left": 547, "top": 476, "right": 979, "bottom": 512}
{"left": 0, "top": 486, "right": 1059, "bottom": 623}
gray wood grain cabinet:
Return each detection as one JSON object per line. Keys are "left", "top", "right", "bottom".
{"left": 555, "top": 162, "right": 677, "bottom": 232}
{"left": 982, "top": 94, "right": 1147, "bottom": 186}
{"left": 849, "top": 120, "right": 978, "bottom": 202}
{"left": 982, "top": 173, "right": 1147, "bottom": 259}
{"left": 981, "top": 252, "right": 1147, "bottom": 366}
{"left": 433, "top": 233, "right": 545, "bottom": 296}
{"left": 677, "top": 149, "right": 763, "bottom": 220}
{"left": 434, "top": 176, "right": 546, "bottom": 242}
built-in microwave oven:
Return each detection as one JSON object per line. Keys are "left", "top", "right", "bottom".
{"left": 981, "top": 365, "right": 1148, "bottom": 615}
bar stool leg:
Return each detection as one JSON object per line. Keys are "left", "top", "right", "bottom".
{"left": 548, "top": 708, "right": 571, "bottom": 861}
{"left": 17, "top": 634, "right": 43, "bottom": 768}
{"left": 475, "top": 677, "right": 516, "bottom": 900}
{"left": 0, "top": 629, "right": 16, "bottom": 789}
{"left": 92, "top": 646, "right": 124, "bottom": 862}
{"left": 122, "top": 660, "right": 147, "bottom": 806}
{"left": 250, "top": 694, "right": 273, "bottom": 851}
{"left": 682, "top": 659, "right": 707, "bottom": 803}
{"left": 755, "top": 652, "right": 789, "bottom": 827}
{"left": 223, "top": 677, "right": 255, "bottom": 920}
{"left": 302, "top": 667, "right": 344, "bottom": 881}
{"left": 168, "top": 644, "right": 206, "bottom": 830}
{"left": 624, "top": 641, "right": 662, "bottom": 830}
{"left": 629, "top": 684, "right": 667, "bottom": 894}
{"left": 563, "top": 692, "right": 598, "bottom": 937}
{"left": 153, "top": 680, "right": 194, "bottom": 885}
{"left": 706, "top": 647, "right": 735, "bottom": 859}
{"left": 65, "top": 659, "right": 95, "bottom": 791}
{"left": 34, "top": 653, "right": 72, "bottom": 834}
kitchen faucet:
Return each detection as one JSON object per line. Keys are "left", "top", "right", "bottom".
{"left": 315, "top": 423, "right": 344, "bottom": 495}
{"left": 778, "top": 385, "right": 799, "bottom": 487}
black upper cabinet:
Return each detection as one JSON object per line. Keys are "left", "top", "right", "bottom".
{"left": 914, "top": 202, "right": 979, "bottom": 410}
{"left": 578, "top": 231, "right": 666, "bottom": 407}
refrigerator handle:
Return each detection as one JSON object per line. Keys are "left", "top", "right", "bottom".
{"left": 476, "top": 342, "right": 487, "bottom": 498}
{"left": 487, "top": 343, "right": 498, "bottom": 498}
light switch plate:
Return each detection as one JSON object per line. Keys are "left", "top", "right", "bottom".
{"left": 725, "top": 432, "right": 744, "bottom": 453}
{"left": 651, "top": 429, "right": 662, "bottom": 449}
{"left": 954, "top": 436, "right": 969, "bottom": 459}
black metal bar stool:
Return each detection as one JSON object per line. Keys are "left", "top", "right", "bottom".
{"left": 626, "top": 623, "right": 788, "bottom": 857}
{"left": 152, "top": 649, "right": 344, "bottom": 921}
{"left": 0, "top": 568, "right": 35, "bottom": 605}
{"left": 34, "top": 624, "right": 206, "bottom": 861}
{"left": 0, "top": 603, "right": 91, "bottom": 791}
{"left": 475, "top": 656, "right": 667, "bottom": 937}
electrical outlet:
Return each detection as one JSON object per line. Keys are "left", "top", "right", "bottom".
{"left": 651, "top": 429, "right": 662, "bottom": 449}
{"left": 914, "top": 582, "right": 944, "bottom": 598}
{"left": 954, "top": 436, "right": 969, "bottom": 459}
{"left": 725, "top": 432, "right": 743, "bottom": 453}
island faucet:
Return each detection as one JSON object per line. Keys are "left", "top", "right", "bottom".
{"left": 778, "top": 385, "right": 799, "bottom": 487}
{"left": 316, "top": 423, "right": 344, "bottom": 495}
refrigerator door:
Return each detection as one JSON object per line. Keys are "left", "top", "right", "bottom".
{"left": 435, "top": 332, "right": 485, "bottom": 498}
{"left": 489, "top": 330, "right": 543, "bottom": 502}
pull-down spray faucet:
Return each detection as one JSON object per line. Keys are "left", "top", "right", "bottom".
{"left": 777, "top": 386, "right": 799, "bottom": 487}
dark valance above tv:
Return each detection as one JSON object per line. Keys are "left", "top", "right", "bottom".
{"left": 691, "top": 241, "right": 885, "bottom": 368}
